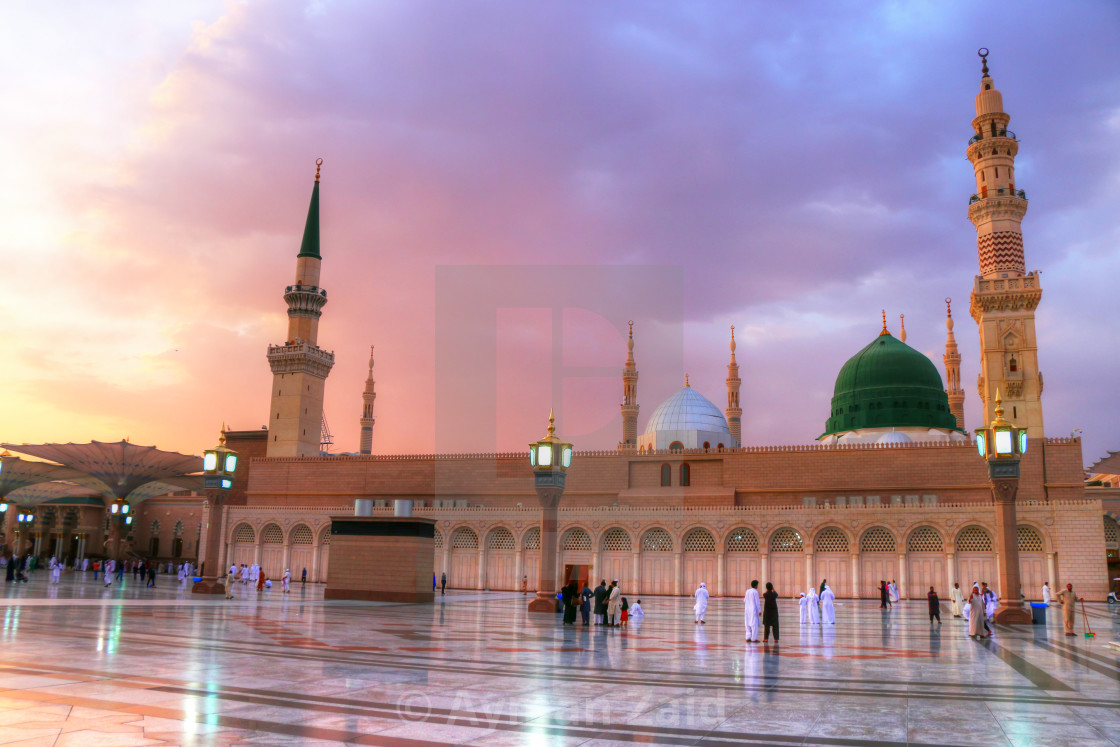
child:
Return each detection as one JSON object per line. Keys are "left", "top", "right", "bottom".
{"left": 620, "top": 597, "right": 629, "bottom": 627}
{"left": 629, "top": 599, "right": 644, "bottom": 618}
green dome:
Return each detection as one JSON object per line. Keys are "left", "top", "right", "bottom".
{"left": 821, "top": 332, "right": 959, "bottom": 437}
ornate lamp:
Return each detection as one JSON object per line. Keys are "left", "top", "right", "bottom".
{"left": 527, "top": 410, "right": 572, "bottom": 613}
{"left": 202, "top": 426, "right": 239, "bottom": 490}
{"left": 976, "top": 390, "right": 1032, "bottom": 623}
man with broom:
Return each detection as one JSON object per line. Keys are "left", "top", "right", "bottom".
{"left": 1055, "top": 583, "right": 1078, "bottom": 637}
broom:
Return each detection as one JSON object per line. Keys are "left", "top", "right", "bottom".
{"left": 1081, "top": 599, "right": 1095, "bottom": 638}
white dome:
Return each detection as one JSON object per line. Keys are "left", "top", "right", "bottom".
{"left": 644, "top": 386, "right": 730, "bottom": 437}
{"left": 877, "top": 431, "right": 913, "bottom": 445}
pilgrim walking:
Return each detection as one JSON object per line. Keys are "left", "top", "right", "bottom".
{"left": 928, "top": 587, "right": 942, "bottom": 623}
{"left": 820, "top": 584, "right": 836, "bottom": 624}
{"left": 744, "top": 580, "right": 761, "bottom": 642}
{"left": 762, "top": 582, "right": 779, "bottom": 643}
{"left": 950, "top": 582, "right": 964, "bottom": 617}
{"left": 693, "top": 582, "right": 709, "bottom": 624}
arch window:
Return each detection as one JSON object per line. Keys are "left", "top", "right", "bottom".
{"left": 682, "top": 528, "right": 715, "bottom": 552}
{"left": 907, "top": 526, "right": 944, "bottom": 552}
{"left": 488, "top": 527, "right": 515, "bottom": 551}
{"left": 523, "top": 527, "right": 541, "bottom": 550}
{"left": 680, "top": 463, "right": 691, "bottom": 487}
{"left": 290, "top": 525, "right": 313, "bottom": 545}
{"left": 150, "top": 520, "right": 161, "bottom": 537}
{"left": 1105, "top": 517, "right": 1120, "bottom": 547}
{"left": 726, "top": 528, "right": 759, "bottom": 552}
{"left": 669, "top": 441, "right": 684, "bottom": 452}
{"left": 860, "top": 527, "right": 896, "bottom": 553}
{"left": 769, "top": 527, "right": 803, "bottom": 553}
{"left": 602, "top": 528, "right": 632, "bottom": 552}
{"left": 562, "top": 528, "right": 592, "bottom": 551}
{"left": 261, "top": 525, "right": 283, "bottom": 544}
{"left": 660, "top": 464, "right": 671, "bottom": 487}
{"left": 641, "top": 528, "right": 673, "bottom": 552}
{"left": 956, "top": 525, "right": 993, "bottom": 552}
{"left": 703, "top": 442, "right": 710, "bottom": 452}
{"left": 233, "top": 524, "right": 254, "bottom": 543}
{"left": 814, "top": 527, "right": 849, "bottom": 553}
{"left": 434, "top": 530, "right": 444, "bottom": 549}
{"left": 451, "top": 528, "right": 479, "bottom": 549}
{"left": 173, "top": 520, "right": 184, "bottom": 537}
{"left": 321, "top": 528, "right": 332, "bottom": 545}
{"left": 1016, "top": 525, "right": 1043, "bottom": 552}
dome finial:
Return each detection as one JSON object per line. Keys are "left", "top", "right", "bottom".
{"left": 547, "top": 408, "right": 555, "bottom": 437}
{"left": 978, "top": 47, "right": 990, "bottom": 78}
{"left": 945, "top": 297, "right": 955, "bottom": 332}
{"left": 315, "top": 157, "right": 323, "bottom": 183}
{"left": 685, "top": 373, "right": 690, "bottom": 387}
{"left": 899, "top": 314, "right": 906, "bottom": 343}
{"left": 879, "top": 309, "right": 889, "bottom": 336}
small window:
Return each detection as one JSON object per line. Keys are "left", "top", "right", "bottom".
{"left": 703, "top": 442, "right": 710, "bottom": 452}
{"left": 680, "top": 463, "right": 691, "bottom": 487}
{"left": 660, "top": 464, "right": 671, "bottom": 487}
{"left": 669, "top": 441, "right": 684, "bottom": 452}
{"left": 717, "top": 443, "right": 725, "bottom": 452}
{"left": 1009, "top": 357, "right": 1017, "bottom": 372}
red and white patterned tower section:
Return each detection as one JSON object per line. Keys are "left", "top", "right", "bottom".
{"left": 967, "top": 50, "right": 1044, "bottom": 437}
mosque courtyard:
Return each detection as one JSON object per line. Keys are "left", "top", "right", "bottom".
{"left": 1, "top": 576, "right": 1120, "bottom": 746}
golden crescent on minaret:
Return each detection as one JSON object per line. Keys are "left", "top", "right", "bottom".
{"left": 315, "top": 158, "right": 323, "bottom": 182}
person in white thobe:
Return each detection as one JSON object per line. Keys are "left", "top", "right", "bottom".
{"left": 1042, "top": 582, "right": 1051, "bottom": 606}
{"left": 983, "top": 584, "right": 997, "bottom": 619}
{"left": 103, "top": 559, "right": 114, "bottom": 587}
{"left": 82, "top": 558, "right": 89, "bottom": 572}
{"left": 888, "top": 581, "right": 900, "bottom": 603}
{"left": 821, "top": 585, "right": 836, "bottom": 624}
{"left": 807, "top": 588, "right": 821, "bottom": 624}
{"left": 693, "top": 582, "right": 709, "bottom": 623}
{"left": 282, "top": 568, "right": 291, "bottom": 593}
{"left": 950, "top": 583, "right": 965, "bottom": 617}
{"left": 798, "top": 593, "right": 809, "bottom": 624}
{"left": 744, "top": 582, "right": 761, "bottom": 641}
{"left": 49, "top": 557, "right": 61, "bottom": 584}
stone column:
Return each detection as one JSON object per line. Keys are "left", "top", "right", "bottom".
{"left": 805, "top": 552, "right": 814, "bottom": 593}
{"left": 478, "top": 546, "right": 486, "bottom": 590}
{"left": 282, "top": 544, "right": 292, "bottom": 579}
{"left": 898, "top": 553, "right": 907, "bottom": 600}
{"left": 632, "top": 552, "right": 640, "bottom": 594}
{"left": 515, "top": 550, "right": 523, "bottom": 594}
{"left": 106, "top": 519, "right": 122, "bottom": 561}
{"left": 760, "top": 552, "right": 769, "bottom": 585}
{"left": 528, "top": 472, "right": 564, "bottom": 613}
{"left": 1046, "top": 552, "right": 1057, "bottom": 589}
{"left": 673, "top": 552, "right": 682, "bottom": 596}
{"left": 716, "top": 551, "right": 725, "bottom": 597}
{"left": 991, "top": 465, "right": 1032, "bottom": 624}
{"left": 192, "top": 490, "right": 228, "bottom": 594}
{"left": 311, "top": 543, "right": 321, "bottom": 582}
{"left": 591, "top": 550, "right": 600, "bottom": 586}
{"left": 850, "top": 553, "right": 860, "bottom": 599}
{"left": 947, "top": 551, "right": 956, "bottom": 591}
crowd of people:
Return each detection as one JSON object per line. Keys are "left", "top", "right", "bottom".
{"left": 1, "top": 553, "right": 197, "bottom": 588}
{"left": 557, "top": 576, "right": 1084, "bottom": 643}
{"left": 223, "top": 563, "right": 290, "bottom": 599}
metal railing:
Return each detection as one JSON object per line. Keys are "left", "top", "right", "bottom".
{"left": 968, "top": 129, "right": 1017, "bottom": 145}
{"left": 970, "top": 187, "right": 1027, "bottom": 204}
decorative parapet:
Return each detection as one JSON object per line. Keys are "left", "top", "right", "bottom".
{"left": 266, "top": 342, "right": 335, "bottom": 378}
{"left": 283, "top": 284, "right": 328, "bottom": 318}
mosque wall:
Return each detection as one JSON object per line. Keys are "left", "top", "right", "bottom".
{"left": 219, "top": 496, "right": 1108, "bottom": 600}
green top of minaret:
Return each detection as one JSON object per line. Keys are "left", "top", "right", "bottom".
{"left": 297, "top": 159, "right": 322, "bottom": 259}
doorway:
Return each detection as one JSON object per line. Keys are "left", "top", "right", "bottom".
{"left": 563, "top": 564, "right": 589, "bottom": 591}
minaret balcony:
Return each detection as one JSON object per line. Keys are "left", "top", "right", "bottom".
{"left": 267, "top": 342, "right": 336, "bottom": 378}
{"left": 968, "top": 129, "right": 1016, "bottom": 146}
{"left": 969, "top": 187, "right": 1027, "bottom": 204}
{"left": 284, "top": 285, "right": 329, "bottom": 318}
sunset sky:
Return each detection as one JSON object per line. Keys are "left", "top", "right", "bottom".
{"left": 2, "top": 2, "right": 1118, "bottom": 463}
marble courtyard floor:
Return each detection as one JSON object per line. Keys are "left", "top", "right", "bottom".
{"left": 3, "top": 576, "right": 1120, "bottom": 746}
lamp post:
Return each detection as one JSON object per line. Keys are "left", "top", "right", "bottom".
{"left": 192, "top": 428, "right": 239, "bottom": 595}
{"left": 976, "top": 391, "right": 1033, "bottom": 624}
{"left": 527, "top": 410, "right": 572, "bottom": 613}
{"left": 106, "top": 499, "right": 132, "bottom": 560}
{"left": 15, "top": 510, "right": 33, "bottom": 556}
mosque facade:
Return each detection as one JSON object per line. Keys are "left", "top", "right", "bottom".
{"left": 131, "top": 55, "right": 1112, "bottom": 599}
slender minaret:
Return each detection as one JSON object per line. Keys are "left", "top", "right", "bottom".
{"left": 943, "top": 298, "right": 966, "bottom": 430}
{"left": 725, "top": 325, "right": 742, "bottom": 446}
{"left": 619, "top": 321, "right": 639, "bottom": 450}
{"left": 359, "top": 345, "right": 376, "bottom": 455}
{"left": 966, "top": 49, "right": 1044, "bottom": 436}
{"left": 266, "top": 159, "right": 336, "bottom": 457}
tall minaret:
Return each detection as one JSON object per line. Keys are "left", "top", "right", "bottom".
{"left": 619, "top": 321, "right": 639, "bottom": 450}
{"left": 265, "top": 159, "right": 336, "bottom": 457}
{"left": 943, "top": 298, "right": 966, "bottom": 431}
{"left": 359, "top": 345, "right": 376, "bottom": 455}
{"left": 966, "top": 49, "right": 1044, "bottom": 436}
{"left": 725, "top": 325, "right": 742, "bottom": 446}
